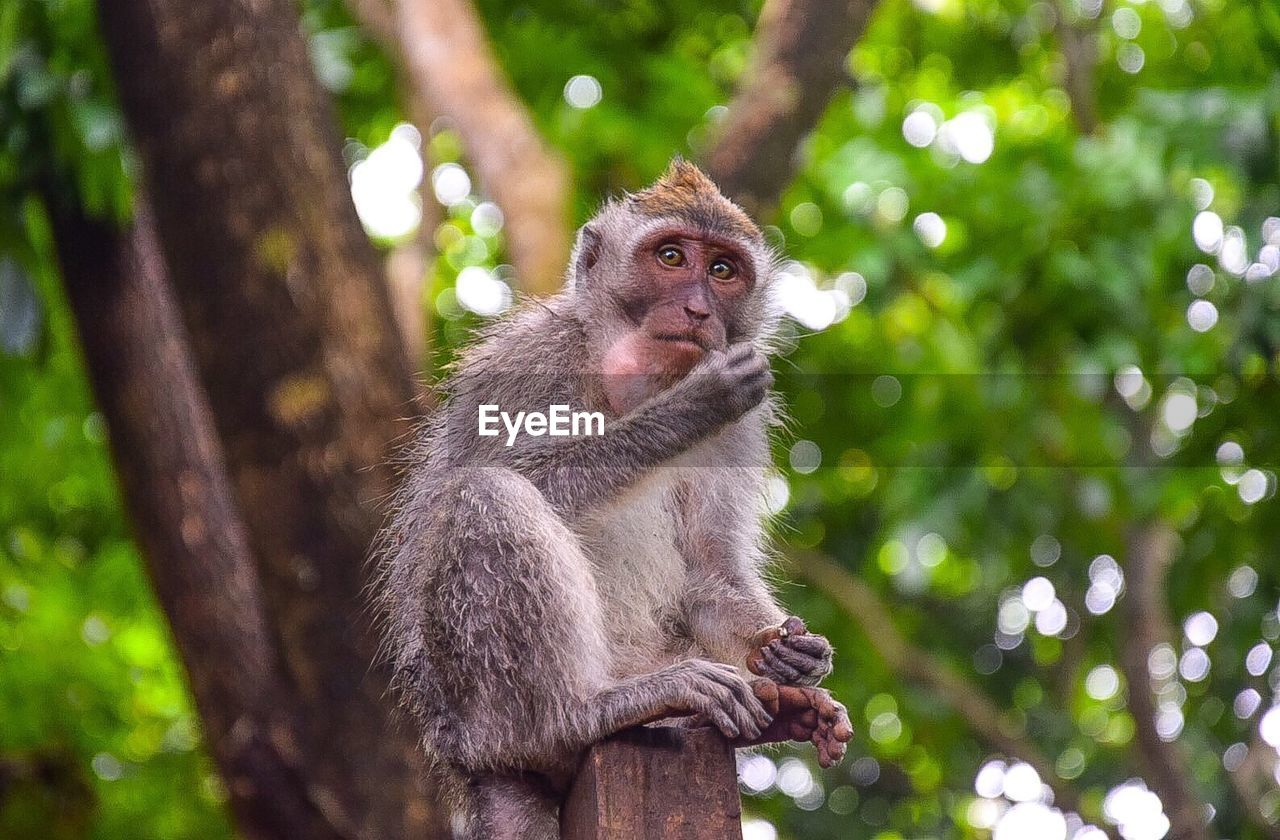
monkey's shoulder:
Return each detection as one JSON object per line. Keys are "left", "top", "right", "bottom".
{"left": 457, "top": 299, "right": 580, "bottom": 366}
{"left": 411, "top": 302, "right": 588, "bottom": 465}
{"left": 437, "top": 302, "right": 586, "bottom": 399}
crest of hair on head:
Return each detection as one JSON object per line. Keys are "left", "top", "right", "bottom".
{"left": 627, "top": 159, "right": 763, "bottom": 245}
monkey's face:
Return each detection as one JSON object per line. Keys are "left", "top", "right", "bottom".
{"left": 623, "top": 225, "right": 757, "bottom": 351}
{"left": 597, "top": 224, "right": 763, "bottom": 414}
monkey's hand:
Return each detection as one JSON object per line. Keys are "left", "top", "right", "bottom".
{"left": 735, "top": 680, "right": 852, "bottom": 768}
{"left": 659, "top": 660, "right": 774, "bottom": 742}
{"left": 746, "top": 617, "right": 833, "bottom": 687}
{"left": 672, "top": 343, "right": 772, "bottom": 429}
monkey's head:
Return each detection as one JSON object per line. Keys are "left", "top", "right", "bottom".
{"left": 570, "top": 160, "right": 775, "bottom": 414}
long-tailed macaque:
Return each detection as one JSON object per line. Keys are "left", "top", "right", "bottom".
{"left": 375, "top": 161, "right": 851, "bottom": 838}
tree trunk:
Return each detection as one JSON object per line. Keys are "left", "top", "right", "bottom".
{"left": 93, "top": 0, "right": 444, "bottom": 835}
{"left": 706, "top": 0, "right": 881, "bottom": 217}
{"left": 48, "top": 195, "right": 351, "bottom": 840}
{"left": 1054, "top": 2, "right": 1099, "bottom": 135}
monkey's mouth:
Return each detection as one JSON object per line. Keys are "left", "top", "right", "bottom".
{"left": 652, "top": 333, "right": 710, "bottom": 352}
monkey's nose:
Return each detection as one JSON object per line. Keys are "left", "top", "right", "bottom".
{"left": 684, "top": 303, "right": 711, "bottom": 322}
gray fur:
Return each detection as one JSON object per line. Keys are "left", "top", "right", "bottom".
{"left": 373, "top": 173, "right": 829, "bottom": 838}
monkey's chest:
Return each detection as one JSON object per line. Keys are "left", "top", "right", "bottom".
{"left": 578, "top": 475, "right": 690, "bottom": 676}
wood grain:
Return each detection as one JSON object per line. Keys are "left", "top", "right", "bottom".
{"left": 562, "top": 727, "right": 743, "bottom": 840}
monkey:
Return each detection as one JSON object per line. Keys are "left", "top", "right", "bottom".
{"left": 374, "top": 160, "right": 852, "bottom": 839}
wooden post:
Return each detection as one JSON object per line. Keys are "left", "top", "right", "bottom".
{"left": 561, "top": 727, "right": 743, "bottom": 840}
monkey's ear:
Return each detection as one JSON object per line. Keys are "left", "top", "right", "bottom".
{"left": 572, "top": 223, "right": 603, "bottom": 286}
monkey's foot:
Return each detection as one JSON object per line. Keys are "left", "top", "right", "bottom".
{"left": 734, "top": 680, "right": 852, "bottom": 768}
{"left": 746, "top": 617, "right": 834, "bottom": 687}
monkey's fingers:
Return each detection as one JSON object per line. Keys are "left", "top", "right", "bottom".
{"left": 703, "top": 706, "right": 743, "bottom": 739}
{"left": 815, "top": 732, "right": 846, "bottom": 768}
{"left": 730, "top": 357, "right": 770, "bottom": 381}
{"left": 820, "top": 700, "right": 853, "bottom": 743}
{"left": 812, "top": 694, "right": 853, "bottom": 768}
{"left": 800, "top": 686, "right": 851, "bottom": 735}
{"left": 774, "top": 684, "right": 853, "bottom": 767}
{"left": 750, "top": 617, "right": 810, "bottom": 647}
{"left": 788, "top": 718, "right": 817, "bottom": 742}
{"left": 780, "top": 633, "right": 829, "bottom": 658}
{"left": 679, "top": 663, "right": 771, "bottom": 740}
{"left": 746, "top": 617, "right": 810, "bottom": 677}
{"left": 750, "top": 676, "right": 781, "bottom": 714}
{"left": 765, "top": 639, "right": 830, "bottom": 685}
{"left": 814, "top": 718, "right": 850, "bottom": 768}
{"left": 741, "top": 680, "right": 822, "bottom": 748}
{"left": 773, "top": 683, "right": 818, "bottom": 712}
{"left": 757, "top": 646, "right": 804, "bottom": 684}
{"left": 792, "top": 709, "right": 819, "bottom": 730}
{"left": 691, "top": 347, "right": 730, "bottom": 373}
{"left": 722, "top": 344, "right": 772, "bottom": 388}
{"left": 736, "top": 680, "right": 792, "bottom": 746}
{"left": 725, "top": 342, "right": 761, "bottom": 365}
{"left": 697, "top": 663, "right": 773, "bottom": 732}
{"left": 746, "top": 627, "right": 782, "bottom": 676}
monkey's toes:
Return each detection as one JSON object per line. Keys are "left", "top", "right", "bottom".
{"left": 740, "top": 682, "right": 851, "bottom": 767}
{"left": 812, "top": 693, "right": 853, "bottom": 768}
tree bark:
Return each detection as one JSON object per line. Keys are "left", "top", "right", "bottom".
{"left": 561, "top": 727, "right": 742, "bottom": 840}
{"left": 393, "top": 0, "right": 573, "bottom": 295}
{"left": 705, "top": 0, "right": 881, "bottom": 216}
{"left": 94, "top": 0, "right": 444, "bottom": 836}
{"left": 48, "top": 196, "right": 354, "bottom": 840}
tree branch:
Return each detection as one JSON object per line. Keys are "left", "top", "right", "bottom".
{"left": 1054, "top": 1, "right": 1099, "bottom": 135}
{"left": 385, "top": 128, "right": 441, "bottom": 387}
{"left": 1108, "top": 391, "right": 1271, "bottom": 837}
{"left": 332, "top": 0, "right": 440, "bottom": 377}
{"left": 1226, "top": 735, "right": 1280, "bottom": 840}
{"left": 705, "top": 0, "right": 881, "bottom": 216}
{"left": 390, "top": 0, "right": 572, "bottom": 295}
{"left": 789, "top": 548, "right": 1097, "bottom": 822}
{"left": 1118, "top": 524, "right": 1214, "bottom": 840}
{"left": 384, "top": 229, "right": 434, "bottom": 380}
{"left": 345, "top": 0, "right": 397, "bottom": 47}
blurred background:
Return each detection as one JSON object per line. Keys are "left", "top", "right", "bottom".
{"left": 1, "top": 0, "right": 1279, "bottom": 838}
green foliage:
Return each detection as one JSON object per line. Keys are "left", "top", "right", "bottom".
{"left": 3, "top": 0, "right": 1280, "bottom": 836}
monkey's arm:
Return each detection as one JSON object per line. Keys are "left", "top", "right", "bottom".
{"left": 679, "top": 434, "right": 834, "bottom": 685}
{"left": 680, "top": 467, "right": 787, "bottom": 665}
{"left": 509, "top": 344, "right": 770, "bottom": 516}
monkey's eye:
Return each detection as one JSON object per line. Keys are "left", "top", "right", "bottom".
{"left": 657, "top": 246, "right": 685, "bottom": 267}
{"left": 708, "top": 259, "right": 737, "bottom": 281}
